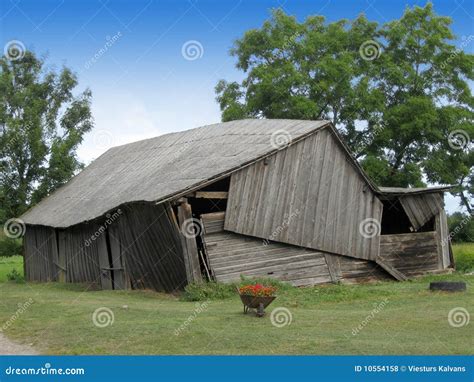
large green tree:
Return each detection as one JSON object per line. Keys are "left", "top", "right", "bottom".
{"left": 0, "top": 50, "right": 93, "bottom": 220}
{"left": 216, "top": 4, "right": 473, "bottom": 212}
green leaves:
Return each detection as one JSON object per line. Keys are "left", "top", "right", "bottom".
{"left": 216, "top": 4, "right": 473, "bottom": 211}
{"left": 0, "top": 51, "right": 93, "bottom": 218}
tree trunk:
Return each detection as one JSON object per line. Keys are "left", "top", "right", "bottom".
{"left": 459, "top": 191, "right": 472, "bottom": 215}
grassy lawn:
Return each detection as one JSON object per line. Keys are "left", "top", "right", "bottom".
{"left": 0, "top": 244, "right": 472, "bottom": 355}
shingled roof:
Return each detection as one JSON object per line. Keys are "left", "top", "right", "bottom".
{"left": 21, "top": 119, "right": 331, "bottom": 228}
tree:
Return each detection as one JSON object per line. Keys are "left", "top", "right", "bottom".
{"left": 362, "top": 3, "right": 474, "bottom": 211}
{"left": 448, "top": 212, "right": 474, "bottom": 242}
{"left": 215, "top": 9, "right": 382, "bottom": 150}
{"left": 216, "top": 4, "right": 473, "bottom": 211}
{"left": 0, "top": 50, "right": 93, "bottom": 219}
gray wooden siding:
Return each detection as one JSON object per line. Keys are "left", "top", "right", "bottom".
{"left": 58, "top": 224, "right": 103, "bottom": 285}
{"left": 114, "top": 203, "right": 188, "bottom": 292}
{"left": 224, "top": 128, "right": 383, "bottom": 261}
{"left": 379, "top": 232, "right": 440, "bottom": 277}
{"left": 202, "top": 213, "right": 390, "bottom": 286}
{"left": 24, "top": 203, "right": 187, "bottom": 292}
{"left": 336, "top": 256, "right": 392, "bottom": 284}
{"left": 25, "top": 224, "right": 104, "bottom": 286}
{"left": 434, "top": 210, "right": 452, "bottom": 269}
{"left": 399, "top": 193, "right": 444, "bottom": 230}
{"left": 24, "top": 226, "right": 59, "bottom": 282}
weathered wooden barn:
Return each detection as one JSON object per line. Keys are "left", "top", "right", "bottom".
{"left": 20, "top": 119, "right": 454, "bottom": 291}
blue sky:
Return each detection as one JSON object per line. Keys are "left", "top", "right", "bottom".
{"left": 1, "top": 0, "right": 473, "bottom": 211}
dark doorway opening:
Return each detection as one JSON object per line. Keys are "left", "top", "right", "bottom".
{"left": 381, "top": 199, "right": 413, "bottom": 234}
{"left": 173, "top": 176, "right": 231, "bottom": 281}
{"left": 381, "top": 198, "right": 435, "bottom": 234}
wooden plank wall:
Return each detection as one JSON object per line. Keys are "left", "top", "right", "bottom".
{"left": 202, "top": 213, "right": 390, "bottom": 286}
{"left": 115, "top": 203, "right": 188, "bottom": 292}
{"left": 435, "top": 210, "right": 452, "bottom": 269}
{"left": 58, "top": 224, "right": 103, "bottom": 285}
{"left": 399, "top": 193, "right": 444, "bottom": 231}
{"left": 224, "top": 128, "right": 383, "bottom": 261}
{"left": 24, "top": 225, "right": 58, "bottom": 282}
{"left": 24, "top": 224, "right": 103, "bottom": 285}
{"left": 379, "top": 232, "right": 441, "bottom": 277}
{"left": 337, "top": 256, "right": 392, "bottom": 284}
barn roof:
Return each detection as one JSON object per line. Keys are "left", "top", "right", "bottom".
{"left": 21, "top": 119, "right": 331, "bottom": 228}
{"left": 20, "top": 118, "right": 452, "bottom": 229}
{"left": 378, "top": 186, "right": 453, "bottom": 195}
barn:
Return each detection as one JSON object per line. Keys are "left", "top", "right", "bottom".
{"left": 20, "top": 119, "right": 454, "bottom": 291}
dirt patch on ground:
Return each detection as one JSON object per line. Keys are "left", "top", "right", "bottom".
{"left": 0, "top": 332, "right": 38, "bottom": 355}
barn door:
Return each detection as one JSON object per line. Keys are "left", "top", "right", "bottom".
{"left": 108, "top": 224, "right": 129, "bottom": 289}
{"left": 97, "top": 232, "right": 113, "bottom": 290}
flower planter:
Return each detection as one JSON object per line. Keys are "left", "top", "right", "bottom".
{"left": 238, "top": 284, "right": 277, "bottom": 317}
{"left": 239, "top": 295, "right": 276, "bottom": 317}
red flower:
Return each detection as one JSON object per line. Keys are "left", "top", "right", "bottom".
{"left": 239, "top": 284, "right": 276, "bottom": 297}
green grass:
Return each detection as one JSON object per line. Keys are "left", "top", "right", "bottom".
{"left": 0, "top": 274, "right": 472, "bottom": 355}
{"left": 453, "top": 242, "right": 474, "bottom": 272}
{"left": 0, "top": 244, "right": 472, "bottom": 355}
{"left": 0, "top": 255, "right": 23, "bottom": 282}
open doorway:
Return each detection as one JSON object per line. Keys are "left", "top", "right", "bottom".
{"left": 381, "top": 198, "right": 435, "bottom": 234}
{"left": 172, "top": 176, "right": 231, "bottom": 281}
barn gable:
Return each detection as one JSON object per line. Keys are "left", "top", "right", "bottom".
{"left": 224, "top": 126, "right": 383, "bottom": 261}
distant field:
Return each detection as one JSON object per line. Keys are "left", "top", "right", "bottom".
{"left": 453, "top": 242, "right": 474, "bottom": 272}
{"left": 0, "top": 255, "right": 22, "bottom": 283}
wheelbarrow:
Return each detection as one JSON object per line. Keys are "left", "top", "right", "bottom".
{"left": 238, "top": 294, "right": 276, "bottom": 317}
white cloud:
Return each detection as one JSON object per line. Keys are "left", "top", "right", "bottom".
{"left": 78, "top": 93, "right": 164, "bottom": 163}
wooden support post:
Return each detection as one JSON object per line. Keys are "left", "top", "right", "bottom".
{"left": 177, "top": 200, "right": 202, "bottom": 284}
{"left": 375, "top": 256, "right": 408, "bottom": 281}
{"left": 324, "top": 253, "right": 341, "bottom": 283}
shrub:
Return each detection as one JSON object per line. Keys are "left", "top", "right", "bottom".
{"left": 182, "top": 276, "right": 293, "bottom": 301}
{"left": 182, "top": 281, "right": 235, "bottom": 301}
{"left": 7, "top": 268, "right": 25, "bottom": 283}
{"left": 0, "top": 236, "right": 23, "bottom": 257}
